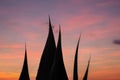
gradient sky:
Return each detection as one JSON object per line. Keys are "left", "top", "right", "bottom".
{"left": 0, "top": 0, "right": 120, "bottom": 80}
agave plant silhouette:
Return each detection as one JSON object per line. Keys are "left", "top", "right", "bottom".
{"left": 19, "top": 17, "right": 91, "bottom": 80}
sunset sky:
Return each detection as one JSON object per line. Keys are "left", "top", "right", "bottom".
{"left": 0, "top": 0, "right": 120, "bottom": 80}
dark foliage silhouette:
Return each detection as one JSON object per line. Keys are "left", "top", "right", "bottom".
{"left": 19, "top": 17, "right": 91, "bottom": 80}
{"left": 49, "top": 26, "right": 68, "bottom": 80}
{"left": 19, "top": 44, "right": 30, "bottom": 80}
{"left": 83, "top": 56, "right": 91, "bottom": 80}
{"left": 73, "top": 35, "right": 81, "bottom": 80}
{"left": 36, "top": 16, "right": 56, "bottom": 80}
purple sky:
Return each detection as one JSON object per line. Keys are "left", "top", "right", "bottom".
{"left": 0, "top": 0, "right": 120, "bottom": 80}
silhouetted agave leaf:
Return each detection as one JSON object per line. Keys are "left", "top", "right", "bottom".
{"left": 19, "top": 44, "right": 30, "bottom": 80}
{"left": 36, "top": 16, "right": 56, "bottom": 80}
{"left": 83, "top": 55, "right": 91, "bottom": 80}
{"left": 73, "top": 34, "right": 81, "bottom": 80}
{"left": 49, "top": 25, "right": 68, "bottom": 80}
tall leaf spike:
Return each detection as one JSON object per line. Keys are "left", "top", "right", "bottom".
{"left": 73, "top": 34, "right": 81, "bottom": 80}
{"left": 19, "top": 43, "right": 30, "bottom": 80}
{"left": 83, "top": 55, "right": 91, "bottom": 80}
{"left": 36, "top": 16, "right": 56, "bottom": 80}
{"left": 49, "top": 25, "right": 68, "bottom": 80}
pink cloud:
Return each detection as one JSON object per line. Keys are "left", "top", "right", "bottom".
{"left": 111, "top": 51, "right": 120, "bottom": 57}
{"left": 80, "top": 16, "right": 120, "bottom": 42}
{"left": 62, "top": 14, "right": 104, "bottom": 32}
{"left": 0, "top": 44, "right": 23, "bottom": 49}
{"left": 1, "top": 17, "right": 49, "bottom": 41}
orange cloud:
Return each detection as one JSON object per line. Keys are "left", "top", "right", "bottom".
{"left": 0, "top": 44, "right": 23, "bottom": 49}
{"left": 0, "top": 72, "right": 19, "bottom": 80}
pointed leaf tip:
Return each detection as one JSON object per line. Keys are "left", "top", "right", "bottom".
{"left": 57, "top": 25, "right": 62, "bottom": 47}
{"left": 79, "top": 33, "right": 82, "bottom": 42}
{"left": 48, "top": 15, "right": 51, "bottom": 24}
{"left": 89, "top": 54, "right": 91, "bottom": 62}
{"left": 25, "top": 42, "right": 26, "bottom": 49}
{"left": 59, "top": 24, "right": 61, "bottom": 35}
{"left": 48, "top": 15, "right": 53, "bottom": 31}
